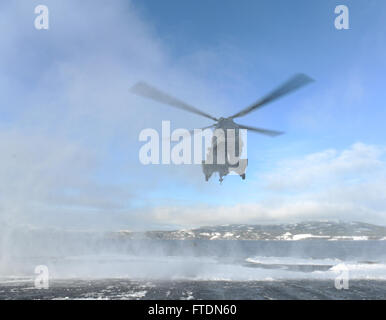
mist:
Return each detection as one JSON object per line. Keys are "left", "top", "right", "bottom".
{"left": 0, "top": 0, "right": 220, "bottom": 278}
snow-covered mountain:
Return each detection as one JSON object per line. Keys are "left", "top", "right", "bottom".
{"left": 115, "top": 221, "right": 386, "bottom": 241}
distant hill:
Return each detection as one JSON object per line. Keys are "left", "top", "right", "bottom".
{"left": 115, "top": 221, "right": 386, "bottom": 241}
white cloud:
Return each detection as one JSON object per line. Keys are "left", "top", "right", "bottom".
{"left": 264, "top": 142, "right": 385, "bottom": 191}
{"left": 0, "top": 1, "right": 231, "bottom": 231}
{"left": 0, "top": 129, "right": 131, "bottom": 228}
{"left": 146, "top": 143, "right": 386, "bottom": 228}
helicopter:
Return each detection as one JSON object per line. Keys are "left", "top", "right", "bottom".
{"left": 130, "top": 73, "right": 313, "bottom": 183}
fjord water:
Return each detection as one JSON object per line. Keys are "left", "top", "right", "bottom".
{"left": 1, "top": 237, "right": 386, "bottom": 299}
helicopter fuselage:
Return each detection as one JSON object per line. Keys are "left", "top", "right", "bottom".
{"left": 202, "top": 117, "right": 247, "bottom": 183}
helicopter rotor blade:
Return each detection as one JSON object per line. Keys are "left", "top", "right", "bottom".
{"left": 230, "top": 73, "right": 314, "bottom": 119}
{"left": 161, "top": 125, "right": 215, "bottom": 141}
{"left": 189, "top": 125, "right": 216, "bottom": 135}
{"left": 130, "top": 82, "right": 218, "bottom": 121}
{"left": 237, "top": 124, "right": 284, "bottom": 137}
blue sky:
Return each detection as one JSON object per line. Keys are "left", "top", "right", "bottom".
{"left": 0, "top": 0, "right": 385, "bottom": 230}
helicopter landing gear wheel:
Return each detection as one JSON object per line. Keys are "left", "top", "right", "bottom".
{"left": 241, "top": 173, "right": 246, "bottom": 180}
